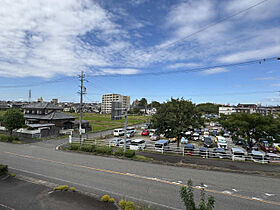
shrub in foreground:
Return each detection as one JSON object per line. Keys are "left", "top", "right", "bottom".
{"left": 101, "top": 195, "right": 110, "bottom": 202}
{"left": 80, "top": 144, "right": 95, "bottom": 152}
{"left": 96, "top": 146, "right": 112, "bottom": 155}
{"left": 53, "top": 185, "right": 69, "bottom": 191}
{"left": 0, "top": 164, "right": 8, "bottom": 175}
{"left": 108, "top": 198, "right": 115, "bottom": 203}
{"left": 114, "top": 148, "right": 124, "bottom": 156}
{"left": 180, "top": 179, "right": 215, "bottom": 210}
{"left": 69, "top": 143, "right": 79, "bottom": 151}
{"left": 124, "top": 150, "right": 135, "bottom": 158}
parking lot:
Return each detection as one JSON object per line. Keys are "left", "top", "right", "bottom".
{"left": 74, "top": 125, "right": 280, "bottom": 164}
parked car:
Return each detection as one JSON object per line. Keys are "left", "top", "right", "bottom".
{"left": 275, "top": 143, "right": 280, "bottom": 152}
{"left": 204, "top": 137, "right": 213, "bottom": 148}
{"left": 118, "top": 139, "right": 131, "bottom": 149}
{"left": 223, "top": 132, "right": 230, "bottom": 138}
{"left": 211, "top": 130, "right": 218, "bottom": 136}
{"left": 154, "top": 140, "right": 170, "bottom": 152}
{"left": 233, "top": 137, "right": 243, "bottom": 145}
{"left": 199, "top": 147, "right": 209, "bottom": 156}
{"left": 192, "top": 132, "right": 199, "bottom": 141}
{"left": 184, "top": 144, "right": 195, "bottom": 155}
{"left": 149, "top": 129, "right": 157, "bottom": 137}
{"left": 213, "top": 148, "right": 226, "bottom": 158}
{"left": 126, "top": 130, "right": 135, "bottom": 138}
{"left": 241, "top": 141, "right": 250, "bottom": 152}
{"left": 113, "top": 128, "right": 124, "bottom": 137}
{"left": 150, "top": 134, "right": 160, "bottom": 141}
{"left": 231, "top": 148, "right": 245, "bottom": 160}
{"left": 210, "top": 122, "right": 215, "bottom": 127}
{"left": 141, "top": 129, "right": 150, "bottom": 136}
{"left": 169, "top": 137, "right": 177, "bottom": 143}
{"left": 109, "top": 138, "right": 123, "bottom": 147}
{"left": 180, "top": 137, "right": 189, "bottom": 144}
{"left": 216, "top": 136, "right": 227, "bottom": 149}
{"left": 130, "top": 139, "right": 146, "bottom": 150}
{"left": 260, "top": 141, "right": 277, "bottom": 153}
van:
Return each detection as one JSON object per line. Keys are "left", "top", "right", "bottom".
{"left": 215, "top": 136, "right": 227, "bottom": 149}
{"left": 154, "top": 140, "right": 170, "bottom": 152}
{"left": 114, "top": 128, "right": 124, "bottom": 137}
{"left": 129, "top": 139, "right": 146, "bottom": 150}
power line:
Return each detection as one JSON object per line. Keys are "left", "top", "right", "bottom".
{"left": 129, "top": 0, "right": 269, "bottom": 61}
{"left": 88, "top": 56, "right": 279, "bottom": 78}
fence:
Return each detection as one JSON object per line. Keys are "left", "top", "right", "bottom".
{"left": 70, "top": 137, "right": 280, "bottom": 164}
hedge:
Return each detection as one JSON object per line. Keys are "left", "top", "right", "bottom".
{"left": 124, "top": 150, "right": 135, "bottom": 158}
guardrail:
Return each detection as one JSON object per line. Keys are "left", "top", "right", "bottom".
{"left": 70, "top": 138, "right": 280, "bottom": 164}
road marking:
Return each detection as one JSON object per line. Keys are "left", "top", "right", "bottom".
{"left": 2, "top": 150, "right": 280, "bottom": 207}
{"left": 10, "top": 167, "right": 180, "bottom": 210}
{"left": 0, "top": 203, "right": 15, "bottom": 210}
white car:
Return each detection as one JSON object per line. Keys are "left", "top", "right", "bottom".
{"left": 118, "top": 139, "right": 131, "bottom": 149}
{"left": 130, "top": 139, "right": 146, "bottom": 150}
{"left": 109, "top": 138, "right": 123, "bottom": 147}
{"left": 114, "top": 128, "right": 124, "bottom": 137}
{"left": 217, "top": 136, "right": 227, "bottom": 149}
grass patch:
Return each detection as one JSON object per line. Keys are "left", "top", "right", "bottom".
{"left": 134, "top": 155, "right": 153, "bottom": 161}
{"left": 68, "top": 113, "right": 150, "bottom": 133}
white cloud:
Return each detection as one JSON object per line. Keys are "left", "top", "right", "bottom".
{"left": 167, "top": 62, "right": 201, "bottom": 69}
{"left": 253, "top": 77, "right": 276, "bottom": 81}
{"left": 0, "top": 0, "right": 125, "bottom": 78}
{"left": 201, "top": 67, "right": 228, "bottom": 75}
{"left": 101, "top": 68, "right": 141, "bottom": 75}
{"left": 270, "top": 83, "right": 280, "bottom": 87}
{"left": 217, "top": 45, "right": 280, "bottom": 63}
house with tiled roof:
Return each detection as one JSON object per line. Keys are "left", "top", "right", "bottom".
{"left": 23, "top": 102, "right": 77, "bottom": 129}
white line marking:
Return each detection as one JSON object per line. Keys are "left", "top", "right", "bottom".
{"left": 265, "top": 193, "right": 275, "bottom": 197}
{"left": 252, "top": 197, "right": 263, "bottom": 201}
{"left": 9, "top": 167, "right": 181, "bottom": 210}
{"left": 222, "top": 190, "right": 233, "bottom": 195}
{"left": 0, "top": 203, "right": 15, "bottom": 210}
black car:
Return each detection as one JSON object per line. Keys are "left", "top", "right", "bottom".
{"left": 233, "top": 137, "right": 243, "bottom": 145}
{"left": 242, "top": 141, "right": 250, "bottom": 151}
{"left": 204, "top": 137, "right": 213, "bottom": 148}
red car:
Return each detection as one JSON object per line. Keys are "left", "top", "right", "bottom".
{"left": 141, "top": 129, "right": 150, "bottom": 136}
{"left": 260, "top": 141, "right": 277, "bottom": 153}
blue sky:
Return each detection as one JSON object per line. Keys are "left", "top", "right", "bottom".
{"left": 0, "top": 0, "right": 280, "bottom": 105}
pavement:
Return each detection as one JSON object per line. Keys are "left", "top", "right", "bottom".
{"left": 0, "top": 139, "right": 280, "bottom": 210}
{"left": 0, "top": 175, "right": 117, "bottom": 210}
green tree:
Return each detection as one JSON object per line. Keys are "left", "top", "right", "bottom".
{"left": 151, "top": 98, "right": 202, "bottom": 147}
{"left": 220, "top": 113, "right": 280, "bottom": 148}
{"left": 2, "top": 108, "right": 25, "bottom": 141}
{"left": 180, "top": 179, "right": 215, "bottom": 210}
{"left": 148, "top": 101, "right": 161, "bottom": 109}
{"left": 196, "top": 103, "right": 219, "bottom": 114}
{"left": 138, "top": 98, "right": 148, "bottom": 108}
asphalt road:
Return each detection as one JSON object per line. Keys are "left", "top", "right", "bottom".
{"left": 0, "top": 141, "right": 279, "bottom": 210}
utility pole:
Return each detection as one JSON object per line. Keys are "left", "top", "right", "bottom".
{"left": 78, "top": 71, "right": 87, "bottom": 145}
{"left": 123, "top": 108, "right": 128, "bottom": 153}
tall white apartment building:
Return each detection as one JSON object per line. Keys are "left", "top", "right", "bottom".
{"left": 101, "top": 94, "right": 130, "bottom": 114}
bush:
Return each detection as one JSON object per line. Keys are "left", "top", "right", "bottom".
{"left": 69, "top": 143, "right": 80, "bottom": 151}
{"left": 118, "top": 199, "right": 127, "bottom": 209}
{"left": 10, "top": 173, "right": 16, "bottom": 177}
{"left": 80, "top": 144, "right": 95, "bottom": 152}
{"left": 108, "top": 198, "right": 115, "bottom": 203}
{"left": 53, "top": 185, "right": 69, "bottom": 191}
{"left": 101, "top": 195, "right": 110, "bottom": 202}
{"left": 114, "top": 148, "right": 124, "bottom": 156}
{"left": 124, "top": 201, "right": 136, "bottom": 210}
{"left": 69, "top": 187, "right": 76, "bottom": 192}
{"left": 0, "top": 165, "right": 8, "bottom": 174}
{"left": 124, "top": 150, "right": 135, "bottom": 158}
{"left": 96, "top": 146, "right": 112, "bottom": 155}
{"left": 0, "top": 164, "right": 8, "bottom": 175}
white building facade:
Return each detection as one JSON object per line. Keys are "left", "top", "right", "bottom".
{"left": 101, "top": 94, "right": 130, "bottom": 114}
